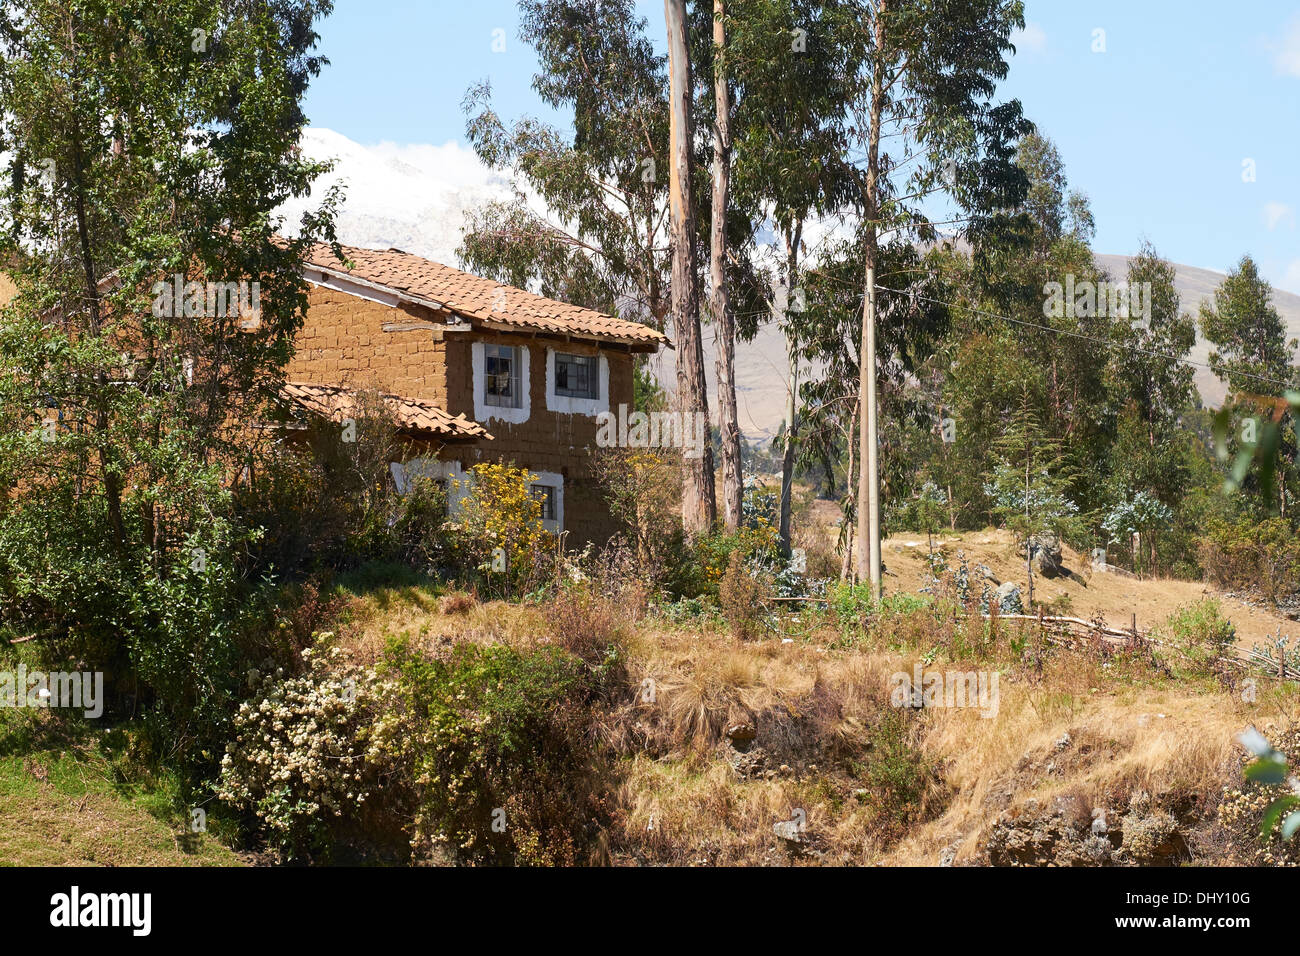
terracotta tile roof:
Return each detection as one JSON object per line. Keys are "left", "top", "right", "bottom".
{"left": 303, "top": 242, "right": 667, "bottom": 346}
{"left": 279, "top": 381, "right": 493, "bottom": 441}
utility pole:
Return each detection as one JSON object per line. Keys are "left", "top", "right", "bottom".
{"left": 856, "top": 267, "right": 881, "bottom": 599}
{"left": 854, "top": 3, "right": 886, "bottom": 601}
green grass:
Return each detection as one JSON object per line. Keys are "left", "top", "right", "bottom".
{"left": 0, "top": 712, "right": 243, "bottom": 867}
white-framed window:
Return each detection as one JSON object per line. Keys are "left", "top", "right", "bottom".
{"left": 484, "top": 344, "right": 522, "bottom": 407}
{"left": 473, "top": 341, "right": 530, "bottom": 425}
{"left": 545, "top": 348, "right": 608, "bottom": 416}
{"left": 529, "top": 470, "right": 564, "bottom": 533}
{"left": 531, "top": 483, "right": 558, "bottom": 521}
{"left": 554, "top": 352, "right": 598, "bottom": 399}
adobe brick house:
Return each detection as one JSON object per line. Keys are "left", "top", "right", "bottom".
{"left": 279, "top": 243, "right": 668, "bottom": 544}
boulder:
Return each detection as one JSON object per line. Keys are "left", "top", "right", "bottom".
{"left": 1022, "top": 532, "right": 1064, "bottom": 577}
{"left": 724, "top": 721, "right": 757, "bottom": 748}
{"left": 994, "top": 581, "right": 1023, "bottom": 614}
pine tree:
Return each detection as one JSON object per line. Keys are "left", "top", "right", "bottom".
{"left": 984, "top": 390, "right": 1082, "bottom": 605}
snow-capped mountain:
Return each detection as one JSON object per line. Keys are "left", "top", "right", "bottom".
{"left": 277, "top": 127, "right": 515, "bottom": 265}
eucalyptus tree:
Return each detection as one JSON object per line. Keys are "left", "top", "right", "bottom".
{"left": 984, "top": 390, "right": 1083, "bottom": 606}
{"left": 1201, "top": 255, "right": 1296, "bottom": 396}
{"left": 828, "top": 0, "right": 1032, "bottom": 584}
{"left": 664, "top": 0, "right": 716, "bottom": 532}
{"left": 719, "top": 0, "right": 861, "bottom": 551}
{"left": 1103, "top": 242, "right": 1196, "bottom": 506}
{"left": 1201, "top": 256, "right": 1299, "bottom": 517}
{"left": 462, "top": 0, "right": 723, "bottom": 532}
{"left": 460, "top": 0, "right": 672, "bottom": 325}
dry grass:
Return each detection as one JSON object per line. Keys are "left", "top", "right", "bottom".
{"left": 330, "top": 572, "right": 1298, "bottom": 866}
{"left": 881, "top": 527, "right": 1297, "bottom": 651}
{"left": 340, "top": 584, "right": 549, "bottom": 666}
{"left": 886, "top": 680, "right": 1258, "bottom": 864}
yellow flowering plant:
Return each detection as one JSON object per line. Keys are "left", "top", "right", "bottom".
{"left": 447, "top": 462, "right": 555, "bottom": 595}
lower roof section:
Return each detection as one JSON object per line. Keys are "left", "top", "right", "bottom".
{"left": 279, "top": 381, "right": 493, "bottom": 441}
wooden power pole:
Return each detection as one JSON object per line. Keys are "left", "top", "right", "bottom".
{"left": 856, "top": 267, "right": 881, "bottom": 599}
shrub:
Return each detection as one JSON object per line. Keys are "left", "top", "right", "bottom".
{"left": 216, "top": 640, "right": 395, "bottom": 862}
{"left": 374, "top": 638, "right": 607, "bottom": 865}
{"left": 591, "top": 448, "right": 683, "bottom": 584}
{"left": 1199, "top": 516, "right": 1300, "bottom": 606}
{"left": 674, "top": 510, "right": 783, "bottom": 601}
{"left": 718, "top": 549, "right": 769, "bottom": 641}
{"left": 827, "top": 581, "right": 876, "bottom": 638}
{"left": 447, "top": 462, "right": 556, "bottom": 596}
{"left": 542, "top": 582, "right": 626, "bottom": 670}
{"left": 1217, "top": 724, "right": 1300, "bottom": 866}
{"left": 856, "top": 709, "right": 944, "bottom": 839}
{"left": 1153, "top": 599, "right": 1236, "bottom": 673}
{"left": 239, "top": 390, "right": 411, "bottom": 576}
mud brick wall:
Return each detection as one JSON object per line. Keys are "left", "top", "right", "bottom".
{"left": 290, "top": 283, "right": 634, "bottom": 545}
{"left": 439, "top": 331, "right": 633, "bottom": 545}
{"left": 286, "top": 286, "right": 449, "bottom": 403}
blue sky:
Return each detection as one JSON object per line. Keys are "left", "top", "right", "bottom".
{"left": 301, "top": 0, "right": 1300, "bottom": 293}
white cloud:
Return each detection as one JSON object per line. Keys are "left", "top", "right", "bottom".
{"left": 1011, "top": 22, "right": 1047, "bottom": 55}
{"left": 275, "top": 128, "right": 518, "bottom": 266}
{"left": 1284, "top": 259, "right": 1300, "bottom": 296}
{"left": 1264, "top": 201, "right": 1295, "bottom": 230}
{"left": 1273, "top": 15, "right": 1300, "bottom": 76}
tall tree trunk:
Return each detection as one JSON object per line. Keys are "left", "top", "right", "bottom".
{"left": 665, "top": 0, "right": 716, "bottom": 535}
{"left": 711, "top": 0, "right": 742, "bottom": 532}
{"left": 778, "top": 224, "right": 802, "bottom": 554}
{"left": 71, "top": 145, "right": 125, "bottom": 550}
{"left": 854, "top": 4, "right": 886, "bottom": 596}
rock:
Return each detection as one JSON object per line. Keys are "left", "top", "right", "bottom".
{"left": 773, "top": 820, "right": 806, "bottom": 843}
{"left": 983, "top": 789, "right": 1191, "bottom": 867}
{"left": 1054, "top": 732, "right": 1072, "bottom": 752}
{"left": 724, "top": 722, "right": 757, "bottom": 748}
{"left": 726, "top": 744, "right": 768, "bottom": 779}
{"left": 994, "top": 581, "right": 1023, "bottom": 614}
{"left": 1021, "top": 532, "right": 1064, "bottom": 577}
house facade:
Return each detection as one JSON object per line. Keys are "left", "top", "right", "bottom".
{"left": 280, "top": 244, "right": 667, "bottom": 544}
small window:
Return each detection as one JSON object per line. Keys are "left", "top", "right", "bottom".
{"left": 531, "top": 483, "right": 558, "bottom": 521}
{"left": 484, "top": 344, "right": 522, "bottom": 407}
{"left": 554, "top": 352, "right": 598, "bottom": 399}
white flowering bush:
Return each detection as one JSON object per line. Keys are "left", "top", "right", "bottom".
{"left": 1217, "top": 724, "right": 1300, "bottom": 866}
{"left": 216, "top": 640, "right": 395, "bottom": 860}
